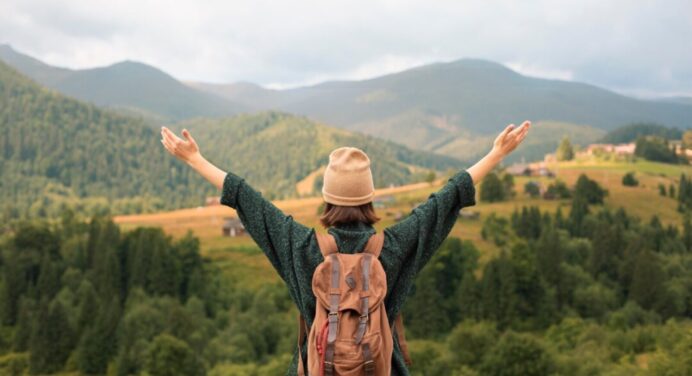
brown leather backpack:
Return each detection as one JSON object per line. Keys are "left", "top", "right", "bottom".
{"left": 297, "top": 232, "right": 411, "bottom": 376}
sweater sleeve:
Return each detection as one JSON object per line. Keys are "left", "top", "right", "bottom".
{"left": 220, "top": 171, "right": 314, "bottom": 282}
{"left": 383, "top": 169, "right": 476, "bottom": 273}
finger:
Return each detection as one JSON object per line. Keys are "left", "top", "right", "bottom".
{"left": 161, "top": 136, "right": 175, "bottom": 151}
{"left": 498, "top": 124, "right": 515, "bottom": 142}
{"left": 508, "top": 122, "right": 527, "bottom": 138}
{"left": 161, "top": 138, "right": 174, "bottom": 155}
{"left": 182, "top": 128, "right": 196, "bottom": 145}
{"left": 163, "top": 127, "right": 181, "bottom": 143}
{"left": 162, "top": 127, "right": 183, "bottom": 144}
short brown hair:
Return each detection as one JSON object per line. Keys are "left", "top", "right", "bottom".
{"left": 319, "top": 202, "right": 380, "bottom": 228}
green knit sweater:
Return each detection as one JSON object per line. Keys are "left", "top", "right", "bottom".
{"left": 220, "top": 169, "right": 476, "bottom": 375}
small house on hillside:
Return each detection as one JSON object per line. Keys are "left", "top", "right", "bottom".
{"left": 222, "top": 217, "right": 245, "bottom": 237}
{"left": 579, "top": 143, "right": 636, "bottom": 157}
{"left": 507, "top": 162, "right": 554, "bottom": 177}
{"left": 507, "top": 163, "right": 531, "bottom": 176}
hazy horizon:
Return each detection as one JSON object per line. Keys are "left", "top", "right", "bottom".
{"left": 2, "top": 0, "right": 690, "bottom": 98}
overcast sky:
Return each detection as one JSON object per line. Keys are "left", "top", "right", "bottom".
{"left": 1, "top": 0, "right": 690, "bottom": 96}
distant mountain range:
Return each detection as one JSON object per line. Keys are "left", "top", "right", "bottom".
{"left": 2, "top": 44, "right": 691, "bottom": 161}
{"left": 0, "top": 44, "right": 246, "bottom": 121}
{"left": 0, "top": 60, "right": 457, "bottom": 221}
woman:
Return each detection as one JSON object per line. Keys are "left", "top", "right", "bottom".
{"left": 160, "top": 120, "right": 530, "bottom": 375}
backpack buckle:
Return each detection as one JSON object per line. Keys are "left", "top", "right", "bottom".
{"left": 328, "top": 312, "right": 338, "bottom": 323}
{"left": 364, "top": 359, "right": 375, "bottom": 373}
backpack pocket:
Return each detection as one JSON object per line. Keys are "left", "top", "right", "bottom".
{"left": 332, "top": 331, "right": 384, "bottom": 375}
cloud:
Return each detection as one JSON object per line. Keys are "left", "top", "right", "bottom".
{"left": 1, "top": 0, "right": 690, "bottom": 96}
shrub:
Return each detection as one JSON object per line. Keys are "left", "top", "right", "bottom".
{"left": 622, "top": 172, "right": 638, "bottom": 187}
{"left": 479, "top": 331, "right": 555, "bottom": 376}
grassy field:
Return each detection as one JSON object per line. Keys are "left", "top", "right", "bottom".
{"left": 113, "top": 157, "right": 692, "bottom": 286}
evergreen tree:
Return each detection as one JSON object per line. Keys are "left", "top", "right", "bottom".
{"left": 480, "top": 255, "right": 517, "bottom": 329}
{"left": 683, "top": 213, "right": 692, "bottom": 252}
{"left": 77, "top": 296, "right": 122, "bottom": 374}
{"left": 12, "top": 297, "right": 36, "bottom": 352}
{"left": 524, "top": 181, "right": 540, "bottom": 198}
{"left": 502, "top": 173, "right": 516, "bottom": 198}
{"left": 556, "top": 137, "right": 575, "bottom": 161}
{"left": 480, "top": 172, "right": 506, "bottom": 203}
{"left": 36, "top": 254, "right": 62, "bottom": 300}
{"left": 456, "top": 273, "right": 480, "bottom": 321}
{"left": 76, "top": 280, "right": 99, "bottom": 333}
{"left": 29, "top": 300, "right": 76, "bottom": 374}
{"left": 659, "top": 183, "right": 667, "bottom": 196}
{"left": 573, "top": 174, "right": 607, "bottom": 205}
{"left": 635, "top": 136, "right": 678, "bottom": 163}
{"left": 568, "top": 196, "right": 590, "bottom": 237}
{"left": 535, "top": 226, "right": 565, "bottom": 309}
{"left": 630, "top": 250, "right": 665, "bottom": 311}
{"left": 512, "top": 206, "right": 542, "bottom": 240}
{"left": 510, "top": 243, "right": 554, "bottom": 327}
{"left": 589, "top": 224, "right": 625, "bottom": 281}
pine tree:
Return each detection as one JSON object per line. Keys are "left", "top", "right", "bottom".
{"left": 535, "top": 226, "right": 565, "bottom": 309}
{"left": 12, "top": 297, "right": 36, "bottom": 352}
{"left": 590, "top": 224, "right": 625, "bottom": 281}
{"left": 556, "top": 137, "right": 575, "bottom": 161}
{"left": 456, "top": 273, "right": 480, "bottom": 321}
{"left": 480, "top": 172, "right": 506, "bottom": 202}
{"left": 29, "top": 299, "right": 76, "bottom": 374}
{"left": 568, "top": 196, "right": 590, "bottom": 237}
{"left": 573, "top": 174, "right": 607, "bottom": 205}
{"left": 77, "top": 296, "right": 122, "bottom": 374}
{"left": 36, "top": 254, "right": 62, "bottom": 300}
{"left": 76, "top": 280, "right": 99, "bottom": 333}
{"left": 630, "top": 250, "right": 665, "bottom": 311}
{"left": 683, "top": 213, "right": 692, "bottom": 252}
{"left": 480, "top": 255, "right": 517, "bottom": 329}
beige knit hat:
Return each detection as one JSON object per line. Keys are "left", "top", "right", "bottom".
{"left": 322, "top": 147, "right": 375, "bottom": 206}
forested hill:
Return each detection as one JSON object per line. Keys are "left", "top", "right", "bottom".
{"left": 178, "top": 112, "right": 462, "bottom": 197}
{"left": 0, "top": 61, "right": 461, "bottom": 221}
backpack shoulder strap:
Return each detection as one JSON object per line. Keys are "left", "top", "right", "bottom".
{"left": 316, "top": 233, "right": 338, "bottom": 257}
{"left": 363, "top": 232, "right": 385, "bottom": 257}
{"left": 296, "top": 314, "right": 309, "bottom": 376}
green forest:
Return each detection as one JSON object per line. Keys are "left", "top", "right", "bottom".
{"left": 0, "top": 61, "right": 458, "bottom": 223}
{"left": 0, "top": 174, "right": 691, "bottom": 376}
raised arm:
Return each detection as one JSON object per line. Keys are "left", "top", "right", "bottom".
{"left": 383, "top": 121, "right": 530, "bottom": 271}
{"left": 160, "top": 127, "right": 314, "bottom": 282}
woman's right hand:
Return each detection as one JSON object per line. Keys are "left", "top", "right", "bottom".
{"left": 160, "top": 126, "right": 202, "bottom": 165}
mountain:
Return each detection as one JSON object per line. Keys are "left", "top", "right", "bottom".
{"left": 0, "top": 60, "right": 460, "bottom": 221}
{"left": 6, "top": 45, "right": 690, "bottom": 161}
{"left": 192, "top": 59, "right": 692, "bottom": 160}
{"left": 0, "top": 44, "right": 246, "bottom": 121}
